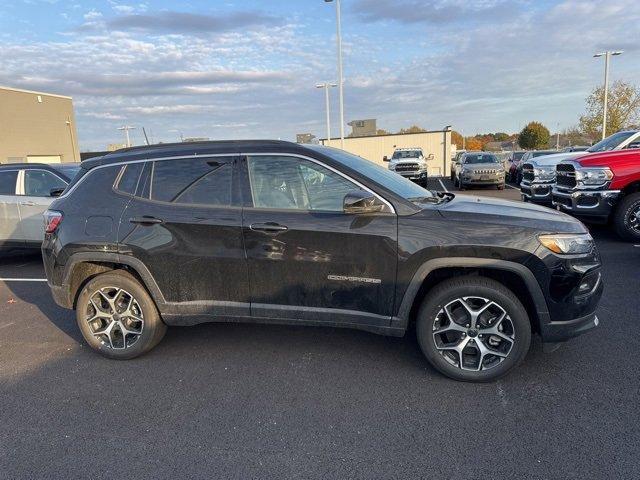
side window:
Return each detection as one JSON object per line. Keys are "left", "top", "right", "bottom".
{"left": 247, "top": 156, "right": 357, "bottom": 211}
{"left": 0, "top": 171, "right": 18, "bottom": 195}
{"left": 116, "top": 163, "right": 144, "bottom": 195}
{"left": 24, "top": 170, "right": 67, "bottom": 197}
{"left": 150, "top": 158, "right": 233, "bottom": 206}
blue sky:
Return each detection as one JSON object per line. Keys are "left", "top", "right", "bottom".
{"left": 1, "top": 0, "right": 638, "bottom": 150}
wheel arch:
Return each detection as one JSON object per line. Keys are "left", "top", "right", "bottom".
{"left": 394, "top": 258, "right": 550, "bottom": 333}
{"left": 621, "top": 181, "right": 640, "bottom": 196}
{"left": 62, "top": 253, "right": 165, "bottom": 310}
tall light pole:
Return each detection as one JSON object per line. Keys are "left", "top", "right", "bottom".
{"left": 594, "top": 50, "right": 623, "bottom": 140}
{"left": 325, "top": 0, "right": 345, "bottom": 149}
{"left": 118, "top": 125, "right": 136, "bottom": 148}
{"left": 316, "top": 82, "right": 337, "bottom": 143}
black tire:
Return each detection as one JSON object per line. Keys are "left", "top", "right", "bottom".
{"left": 76, "top": 270, "right": 167, "bottom": 359}
{"left": 454, "top": 177, "right": 459, "bottom": 188}
{"left": 497, "top": 183, "right": 505, "bottom": 190}
{"left": 613, "top": 193, "right": 640, "bottom": 242}
{"left": 416, "top": 276, "right": 531, "bottom": 382}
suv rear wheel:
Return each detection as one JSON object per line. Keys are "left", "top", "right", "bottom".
{"left": 613, "top": 192, "right": 640, "bottom": 242}
{"left": 76, "top": 270, "right": 167, "bottom": 359}
{"left": 416, "top": 276, "right": 531, "bottom": 382}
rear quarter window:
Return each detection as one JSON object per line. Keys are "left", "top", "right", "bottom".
{"left": 0, "top": 170, "right": 18, "bottom": 195}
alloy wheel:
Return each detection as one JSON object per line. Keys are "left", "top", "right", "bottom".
{"left": 432, "top": 296, "right": 515, "bottom": 371}
{"left": 625, "top": 204, "right": 640, "bottom": 235}
{"left": 85, "top": 287, "right": 144, "bottom": 349}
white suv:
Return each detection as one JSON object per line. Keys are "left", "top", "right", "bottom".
{"left": 386, "top": 148, "right": 429, "bottom": 186}
{"left": 0, "top": 163, "right": 80, "bottom": 250}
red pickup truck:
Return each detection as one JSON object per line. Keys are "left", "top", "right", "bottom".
{"left": 552, "top": 149, "right": 640, "bottom": 241}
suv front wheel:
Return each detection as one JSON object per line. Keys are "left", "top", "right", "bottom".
{"left": 76, "top": 270, "right": 167, "bottom": 359}
{"left": 416, "top": 276, "right": 531, "bottom": 382}
{"left": 613, "top": 192, "right": 640, "bottom": 242}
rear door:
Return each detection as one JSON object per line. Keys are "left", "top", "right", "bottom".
{"left": 241, "top": 153, "right": 398, "bottom": 327}
{"left": 119, "top": 156, "right": 250, "bottom": 317}
{"left": 0, "top": 170, "right": 22, "bottom": 245}
{"left": 17, "top": 169, "right": 68, "bottom": 244}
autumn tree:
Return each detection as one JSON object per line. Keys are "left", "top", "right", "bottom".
{"left": 465, "top": 138, "right": 483, "bottom": 151}
{"left": 579, "top": 81, "right": 640, "bottom": 140}
{"left": 398, "top": 125, "right": 427, "bottom": 134}
{"left": 518, "top": 122, "right": 550, "bottom": 150}
{"left": 451, "top": 130, "right": 464, "bottom": 148}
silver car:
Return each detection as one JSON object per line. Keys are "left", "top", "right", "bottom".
{"left": 0, "top": 163, "right": 80, "bottom": 250}
{"left": 454, "top": 152, "right": 505, "bottom": 190}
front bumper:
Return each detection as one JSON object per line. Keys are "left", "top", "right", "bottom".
{"left": 396, "top": 170, "right": 428, "bottom": 181}
{"left": 460, "top": 173, "right": 504, "bottom": 184}
{"left": 540, "top": 313, "right": 599, "bottom": 344}
{"left": 521, "top": 180, "right": 554, "bottom": 204}
{"left": 551, "top": 187, "right": 620, "bottom": 220}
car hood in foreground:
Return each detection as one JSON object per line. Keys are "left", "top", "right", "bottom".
{"left": 436, "top": 194, "right": 586, "bottom": 233}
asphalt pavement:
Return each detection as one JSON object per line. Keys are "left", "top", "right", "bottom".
{"left": 1, "top": 178, "right": 638, "bottom": 479}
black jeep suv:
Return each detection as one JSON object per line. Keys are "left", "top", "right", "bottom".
{"left": 42, "top": 141, "right": 602, "bottom": 381}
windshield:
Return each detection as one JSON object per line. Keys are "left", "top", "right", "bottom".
{"left": 588, "top": 131, "right": 636, "bottom": 152}
{"left": 463, "top": 154, "right": 498, "bottom": 164}
{"left": 513, "top": 152, "right": 525, "bottom": 161}
{"left": 306, "top": 146, "right": 434, "bottom": 200}
{"left": 392, "top": 150, "right": 422, "bottom": 159}
{"left": 51, "top": 164, "right": 82, "bottom": 181}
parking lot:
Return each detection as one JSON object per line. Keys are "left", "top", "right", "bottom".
{"left": 1, "top": 179, "right": 638, "bottom": 479}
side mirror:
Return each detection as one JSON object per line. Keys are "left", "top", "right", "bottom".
{"left": 383, "top": 156, "right": 389, "bottom": 162}
{"left": 50, "top": 187, "right": 65, "bottom": 197}
{"left": 343, "top": 190, "right": 385, "bottom": 214}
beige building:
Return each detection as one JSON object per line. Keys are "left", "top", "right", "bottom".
{"left": 322, "top": 129, "right": 453, "bottom": 176}
{"left": 0, "top": 86, "right": 80, "bottom": 164}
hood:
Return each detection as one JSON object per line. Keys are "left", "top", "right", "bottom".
{"left": 529, "top": 151, "right": 583, "bottom": 167}
{"left": 437, "top": 194, "right": 586, "bottom": 233}
{"left": 572, "top": 149, "right": 640, "bottom": 167}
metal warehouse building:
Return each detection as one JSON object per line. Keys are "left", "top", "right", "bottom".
{"left": 0, "top": 86, "right": 80, "bottom": 164}
{"left": 321, "top": 129, "right": 452, "bottom": 177}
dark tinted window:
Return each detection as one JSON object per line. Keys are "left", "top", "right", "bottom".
{"left": 150, "top": 158, "right": 233, "bottom": 206}
{"left": 116, "top": 163, "right": 144, "bottom": 195}
{"left": 24, "top": 170, "right": 67, "bottom": 197}
{"left": 247, "top": 155, "right": 356, "bottom": 211}
{"left": 0, "top": 171, "right": 18, "bottom": 195}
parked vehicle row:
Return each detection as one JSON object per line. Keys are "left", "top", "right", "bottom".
{"left": 42, "top": 140, "right": 601, "bottom": 382}
{"left": 0, "top": 163, "right": 80, "bottom": 249}
{"left": 518, "top": 130, "right": 640, "bottom": 241}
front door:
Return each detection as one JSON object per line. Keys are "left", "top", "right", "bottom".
{"left": 18, "top": 169, "right": 68, "bottom": 243}
{"left": 118, "top": 156, "right": 250, "bottom": 317}
{"left": 0, "top": 170, "right": 22, "bottom": 246}
{"left": 241, "top": 154, "right": 398, "bottom": 327}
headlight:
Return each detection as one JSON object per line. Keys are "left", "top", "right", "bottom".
{"left": 538, "top": 233, "right": 593, "bottom": 255}
{"left": 533, "top": 167, "right": 555, "bottom": 181}
{"left": 575, "top": 167, "right": 613, "bottom": 186}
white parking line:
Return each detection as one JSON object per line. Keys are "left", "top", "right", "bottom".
{"left": 505, "top": 184, "right": 519, "bottom": 190}
{"left": 0, "top": 278, "right": 47, "bottom": 282}
{"left": 634, "top": 245, "right": 640, "bottom": 248}
{"left": 437, "top": 178, "right": 448, "bottom": 192}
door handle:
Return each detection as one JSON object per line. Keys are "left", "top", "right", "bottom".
{"left": 19, "top": 201, "right": 36, "bottom": 206}
{"left": 130, "top": 216, "right": 163, "bottom": 225}
{"left": 249, "top": 222, "right": 288, "bottom": 233}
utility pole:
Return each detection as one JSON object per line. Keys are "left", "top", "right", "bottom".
{"left": 325, "top": 0, "right": 345, "bottom": 148}
{"left": 117, "top": 125, "right": 136, "bottom": 148}
{"left": 316, "top": 82, "right": 337, "bottom": 142}
{"left": 594, "top": 50, "right": 623, "bottom": 140}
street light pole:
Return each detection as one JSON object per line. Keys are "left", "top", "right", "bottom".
{"left": 594, "top": 50, "right": 623, "bottom": 140}
{"left": 316, "top": 82, "right": 337, "bottom": 143}
{"left": 325, "top": 0, "right": 345, "bottom": 148}
{"left": 118, "top": 125, "right": 136, "bottom": 148}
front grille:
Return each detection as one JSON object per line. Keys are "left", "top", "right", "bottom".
{"left": 556, "top": 163, "right": 576, "bottom": 188}
{"left": 522, "top": 163, "right": 534, "bottom": 182}
{"left": 395, "top": 163, "right": 419, "bottom": 172}
{"left": 471, "top": 169, "right": 498, "bottom": 175}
